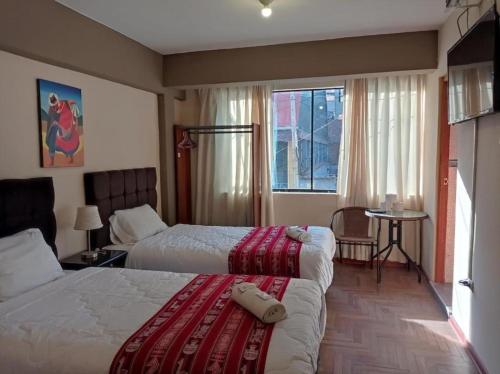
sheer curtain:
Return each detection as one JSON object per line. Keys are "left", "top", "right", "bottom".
{"left": 194, "top": 86, "right": 275, "bottom": 227}
{"left": 337, "top": 79, "right": 369, "bottom": 208}
{"left": 193, "top": 89, "right": 217, "bottom": 225}
{"left": 338, "top": 75, "right": 426, "bottom": 261}
{"left": 252, "top": 86, "right": 275, "bottom": 226}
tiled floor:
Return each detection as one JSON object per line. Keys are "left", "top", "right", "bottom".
{"left": 317, "top": 264, "right": 478, "bottom": 374}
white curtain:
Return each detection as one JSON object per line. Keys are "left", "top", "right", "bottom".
{"left": 193, "top": 89, "right": 217, "bottom": 225}
{"left": 252, "top": 86, "right": 275, "bottom": 226}
{"left": 338, "top": 75, "right": 426, "bottom": 262}
{"left": 337, "top": 79, "right": 369, "bottom": 208}
{"left": 194, "top": 86, "right": 275, "bottom": 227}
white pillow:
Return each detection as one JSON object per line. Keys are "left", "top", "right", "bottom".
{"left": 109, "top": 204, "right": 167, "bottom": 244}
{"left": 0, "top": 229, "right": 64, "bottom": 301}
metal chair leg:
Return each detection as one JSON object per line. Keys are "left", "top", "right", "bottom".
{"left": 370, "top": 243, "right": 374, "bottom": 269}
{"left": 376, "top": 218, "right": 382, "bottom": 283}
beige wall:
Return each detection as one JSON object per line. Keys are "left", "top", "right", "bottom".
{"left": 0, "top": 0, "right": 178, "bottom": 227}
{"left": 454, "top": 3, "right": 500, "bottom": 373}
{"left": 422, "top": 5, "right": 482, "bottom": 271}
{"left": 164, "top": 31, "right": 438, "bottom": 87}
{"left": 167, "top": 32, "right": 437, "bottom": 224}
{"left": 423, "top": 2, "right": 500, "bottom": 372}
{"left": 0, "top": 0, "right": 163, "bottom": 93}
{"left": 0, "top": 50, "right": 160, "bottom": 259}
{"left": 274, "top": 193, "right": 337, "bottom": 227}
{"left": 470, "top": 105, "right": 500, "bottom": 374}
{"left": 421, "top": 0, "right": 481, "bottom": 281}
{"left": 422, "top": 1, "right": 498, "bottom": 281}
{"left": 175, "top": 90, "right": 201, "bottom": 125}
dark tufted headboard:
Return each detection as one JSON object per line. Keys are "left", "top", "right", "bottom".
{"left": 84, "top": 167, "right": 157, "bottom": 249}
{"left": 0, "top": 177, "right": 58, "bottom": 256}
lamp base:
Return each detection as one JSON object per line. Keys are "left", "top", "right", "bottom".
{"left": 81, "top": 251, "right": 98, "bottom": 260}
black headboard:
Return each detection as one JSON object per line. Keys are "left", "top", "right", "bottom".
{"left": 0, "top": 177, "right": 58, "bottom": 256}
{"left": 84, "top": 168, "right": 157, "bottom": 249}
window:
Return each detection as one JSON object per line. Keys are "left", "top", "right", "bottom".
{"left": 272, "top": 88, "right": 344, "bottom": 192}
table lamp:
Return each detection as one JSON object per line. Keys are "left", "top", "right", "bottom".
{"left": 74, "top": 205, "right": 103, "bottom": 260}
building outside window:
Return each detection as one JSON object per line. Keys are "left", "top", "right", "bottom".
{"left": 272, "top": 88, "right": 344, "bottom": 192}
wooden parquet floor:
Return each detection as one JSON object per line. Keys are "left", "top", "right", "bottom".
{"left": 317, "top": 264, "right": 478, "bottom": 374}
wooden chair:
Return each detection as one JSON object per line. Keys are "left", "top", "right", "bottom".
{"left": 330, "top": 207, "right": 377, "bottom": 268}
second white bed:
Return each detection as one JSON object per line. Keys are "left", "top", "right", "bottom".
{"left": 107, "top": 224, "right": 336, "bottom": 293}
{"left": 0, "top": 267, "right": 326, "bottom": 374}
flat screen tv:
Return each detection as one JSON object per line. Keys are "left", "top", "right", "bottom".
{"left": 448, "top": 6, "right": 500, "bottom": 124}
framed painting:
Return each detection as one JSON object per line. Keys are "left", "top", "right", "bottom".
{"left": 37, "top": 79, "right": 84, "bottom": 168}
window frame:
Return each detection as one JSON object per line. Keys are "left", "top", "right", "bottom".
{"left": 271, "top": 87, "right": 344, "bottom": 194}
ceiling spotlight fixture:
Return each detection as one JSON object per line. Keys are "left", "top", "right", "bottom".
{"left": 259, "top": 0, "right": 274, "bottom": 18}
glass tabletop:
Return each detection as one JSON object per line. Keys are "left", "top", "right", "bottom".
{"left": 365, "top": 209, "right": 429, "bottom": 221}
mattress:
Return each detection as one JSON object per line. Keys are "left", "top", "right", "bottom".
{"left": 0, "top": 267, "right": 326, "bottom": 374}
{"left": 112, "top": 224, "right": 335, "bottom": 293}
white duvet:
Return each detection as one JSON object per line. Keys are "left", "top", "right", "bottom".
{"left": 118, "top": 224, "right": 335, "bottom": 293}
{"left": 0, "top": 267, "right": 326, "bottom": 374}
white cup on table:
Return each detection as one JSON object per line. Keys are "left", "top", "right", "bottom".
{"left": 385, "top": 194, "right": 397, "bottom": 211}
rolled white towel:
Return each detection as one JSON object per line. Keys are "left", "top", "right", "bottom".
{"left": 285, "top": 226, "right": 312, "bottom": 243}
{"left": 231, "top": 282, "right": 287, "bottom": 324}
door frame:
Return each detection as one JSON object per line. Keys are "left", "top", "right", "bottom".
{"left": 434, "top": 77, "right": 450, "bottom": 283}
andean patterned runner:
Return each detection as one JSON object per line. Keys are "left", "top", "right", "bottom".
{"left": 228, "top": 225, "right": 307, "bottom": 278}
{"left": 109, "top": 274, "right": 290, "bottom": 374}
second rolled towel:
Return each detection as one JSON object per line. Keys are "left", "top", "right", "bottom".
{"left": 286, "top": 226, "right": 312, "bottom": 243}
{"left": 231, "top": 282, "right": 287, "bottom": 324}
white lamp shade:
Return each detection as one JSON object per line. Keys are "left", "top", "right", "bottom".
{"left": 74, "top": 206, "right": 103, "bottom": 231}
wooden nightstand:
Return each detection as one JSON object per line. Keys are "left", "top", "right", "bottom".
{"left": 60, "top": 249, "right": 128, "bottom": 270}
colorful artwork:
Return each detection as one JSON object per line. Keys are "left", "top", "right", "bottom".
{"left": 37, "top": 79, "right": 83, "bottom": 168}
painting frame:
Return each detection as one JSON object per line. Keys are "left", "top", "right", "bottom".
{"left": 37, "top": 79, "right": 84, "bottom": 168}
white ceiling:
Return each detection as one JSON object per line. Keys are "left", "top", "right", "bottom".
{"left": 56, "top": 0, "right": 450, "bottom": 55}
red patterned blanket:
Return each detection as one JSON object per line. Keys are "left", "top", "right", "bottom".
{"left": 228, "top": 226, "right": 307, "bottom": 278}
{"left": 109, "top": 274, "right": 290, "bottom": 374}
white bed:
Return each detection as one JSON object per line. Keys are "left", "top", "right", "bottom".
{"left": 0, "top": 267, "right": 326, "bottom": 374}
{"left": 107, "top": 224, "right": 336, "bottom": 293}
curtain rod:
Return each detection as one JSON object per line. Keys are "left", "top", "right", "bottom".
{"left": 175, "top": 124, "right": 255, "bottom": 150}
{"left": 192, "top": 130, "right": 253, "bottom": 134}
{"left": 177, "top": 125, "right": 254, "bottom": 131}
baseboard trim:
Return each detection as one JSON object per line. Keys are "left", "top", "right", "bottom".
{"left": 426, "top": 282, "right": 452, "bottom": 318}
{"left": 418, "top": 267, "right": 451, "bottom": 318}
{"left": 449, "top": 316, "right": 489, "bottom": 374}
{"left": 417, "top": 267, "right": 455, "bottom": 321}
